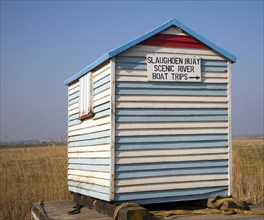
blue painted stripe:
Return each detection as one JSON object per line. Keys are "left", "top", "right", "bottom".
{"left": 131, "top": 189, "right": 228, "bottom": 204}
{"left": 115, "top": 160, "right": 228, "bottom": 172}
{"left": 68, "top": 158, "right": 110, "bottom": 165}
{"left": 115, "top": 186, "right": 228, "bottom": 201}
{"left": 94, "top": 81, "right": 110, "bottom": 95}
{"left": 116, "top": 134, "right": 228, "bottom": 144}
{"left": 116, "top": 56, "right": 146, "bottom": 64}
{"left": 94, "top": 109, "right": 110, "bottom": 119}
{"left": 116, "top": 140, "right": 228, "bottom": 150}
{"left": 94, "top": 74, "right": 110, "bottom": 89}
{"left": 69, "top": 164, "right": 110, "bottom": 172}
{"left": 68, "top": 186, "right": 109, "bottom": 201}
{"left": 69, "top": 91, "right": 79, "bottom": 101}
{"left": 69, "top": 119, "right": 80, "bottom": 127}
{"left": 201, "top": 60, "right": 227, "bottom": 67}
{"left": 68, "top": 137, "right": 110, "bottom": 147}
{"left": 116, "top": 82, "right": 227, "bottom": 90}
{"left": 116, "top": 115, "right": 228, "bottom": 123}
{"left": 69, "top": 97, "right": 79, "bottom": 105}
{"left": 116, "top": 88, "right": 227, "bottom": 96}
{"left": 116, "top": 63, "right": 146, "bottom": 70}
{"left": 115, "top": 167, "right": 228, "bottom": 179}
{"left": 116, "top": 108, "right": 228, "bottom": 116}
{"left": 69, "top": 130, "right": 110, "bottom": 142}
{"left": 202, "top": 66, "right": 227, "bottom": 72}
{"left": 94, "top": 102, "right": 110, "bottom": 113}
{"left": 69, "top": 113, "right": 79, "bottom": 121}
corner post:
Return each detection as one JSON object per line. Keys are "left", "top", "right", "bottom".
{"left": 109, "top": 57, "right": 116, "bottom": 201}
{"left": 227, "top": 61, "right": 232, "bottom": 196}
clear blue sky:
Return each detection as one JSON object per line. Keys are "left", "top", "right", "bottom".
{"left": 0, "top": 0, "right": 263, "bottom": 142}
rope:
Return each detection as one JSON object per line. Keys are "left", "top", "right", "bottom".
{"left": 150, "top": 196, "right": 264, "bottom": 217}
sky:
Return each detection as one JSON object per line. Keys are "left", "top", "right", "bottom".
{"left": 0, "top": 0, "right": 263, "bottom": 142}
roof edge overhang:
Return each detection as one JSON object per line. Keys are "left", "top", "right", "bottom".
{"left": 64, "top": 19, "right": 237, "bottom": 85}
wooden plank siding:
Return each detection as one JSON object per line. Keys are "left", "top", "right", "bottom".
{"left": 66, "top": 24, "right": 234, "bottom": 204}
{"left": 114, "top": 42, "right": 230, "bottom": 203}
{"left": 67, "top": 62, "right": 112, "bottom": 201}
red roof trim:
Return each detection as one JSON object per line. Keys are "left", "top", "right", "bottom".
{"left": 140, "top": 34, "right": 209, "bottom": 49}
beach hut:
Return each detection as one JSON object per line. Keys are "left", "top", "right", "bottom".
{"left": 64, "top": 19, "right": 236, "bottom": 204}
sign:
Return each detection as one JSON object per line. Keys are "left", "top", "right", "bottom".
{"left": 147, "top": 54, "right": 201, "bottom": 82}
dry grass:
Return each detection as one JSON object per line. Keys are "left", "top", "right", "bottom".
{"left": 232, "top": 137, "right": 264, "bottom": 206}
{"left": 0, "top": 145, "right": 71, "bottom": 220}
{"left": 0, "top": 137, "right": 263, "bottom": 220}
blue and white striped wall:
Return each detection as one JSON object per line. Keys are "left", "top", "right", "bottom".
{"left": 113, "top": 27, "right": 232, "bottom": 204}
{"left": 67, "top": 62, "right": 112, "bottom": 201}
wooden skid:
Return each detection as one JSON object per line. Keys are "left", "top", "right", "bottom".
{"left": 74, "top": 194, "right": 150, "bottom": 220}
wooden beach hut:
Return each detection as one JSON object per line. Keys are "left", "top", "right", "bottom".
{"left": 64, "top": 19, "right": 237, "bottom": 204}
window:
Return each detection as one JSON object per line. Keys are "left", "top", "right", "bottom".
{"left": 79, "top": 73, "right": 93, "bottom": 120}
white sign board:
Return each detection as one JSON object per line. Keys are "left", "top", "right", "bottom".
{"left": 147, "top": 54, "right": 201, "bottom": 82}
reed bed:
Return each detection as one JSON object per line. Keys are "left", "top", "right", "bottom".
{"left": 0, "top": 137, "right": 263, "bottom": 220}
{"left": 0, "top": 145, "right": 71, "bottom": 220}
{"left": 232, "top": 137, "right": 264, "bottom": 206}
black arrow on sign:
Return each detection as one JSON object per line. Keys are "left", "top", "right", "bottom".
{"left": 189, "top": 76, "right": 200, "bottom": 79}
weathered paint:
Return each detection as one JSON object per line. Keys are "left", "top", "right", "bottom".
{"left": 66, "top": 20, "right": 235, "bottom": 204}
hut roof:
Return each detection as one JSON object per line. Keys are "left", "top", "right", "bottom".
{"left": 64, "top": 19, "right": 237, "bottom": 85}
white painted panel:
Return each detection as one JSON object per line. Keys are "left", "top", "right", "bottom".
{"left": 92, "top": 62, "right": 110, "bottom": 77}
{"left": 116, "top": 128, "right": 228, "bottom": 136}
{"left": 116, "top": 180, "right": 228, "bottom": 193}
{"left": 116, "top": 102, "right": 228, "bottom": 109}
{"left": 69, "top": 81, "right": 79, "bottom": 91}
{"left": 69, "top": 116, "right": 110, "bottom": 132}
{"left": 69, "top": 123, "right": 111, "bottom": 136}
{"left": 116, "top": 147, "right": 228, "bottom": 158}
{"left": 94, "top": 95, "right": 111, "bottom": 107}
{"left": 94, "top": 88, "right": 111, "bottom": 101}
{"left": 69, "top": 86, "right": 79, "bottom": 96}
{"left": 116, "top": 154, "right": 228, "bottom": 164}
{"left": 116, "top": 75, "right": 147, "bottom": 82}
{"left": 116, "top": 122, "right": 228, "bottom": 130}
{"left": 116, "top": 95, "right": 228, "bottom": 103}
{"left": 160, "top": 27, "right": 188, "bottom": 36}
{"left": 116, "top": 70, "right": 147, "bottom": 76}
{"left": 202, "top": 78, "right": 228, "bottom": 83}
{"left": 68, "top": 151, "right": 111, "bottom": 158}
{"left": 68, "top": 174, "right": 110, "bottom": 186}
{"left": 203, "top": 73, "right": 228, "bottom": 78}
{"left": 69, "top": 106, "right": 79, "bottom": 116}
{"left": 68, "top": 144, "right": 111, "bottom": 152}
{"left": 116, "top": 174, "right": 228, "bottom": 186}
{"left": 93, "top": 69, "right": 111, "bottom": 83}
{"left": 69, "top": 102, "right": 79, "bottom": 111}
{"left": 68, "top": 169, "right": 110, "bottom": 180}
